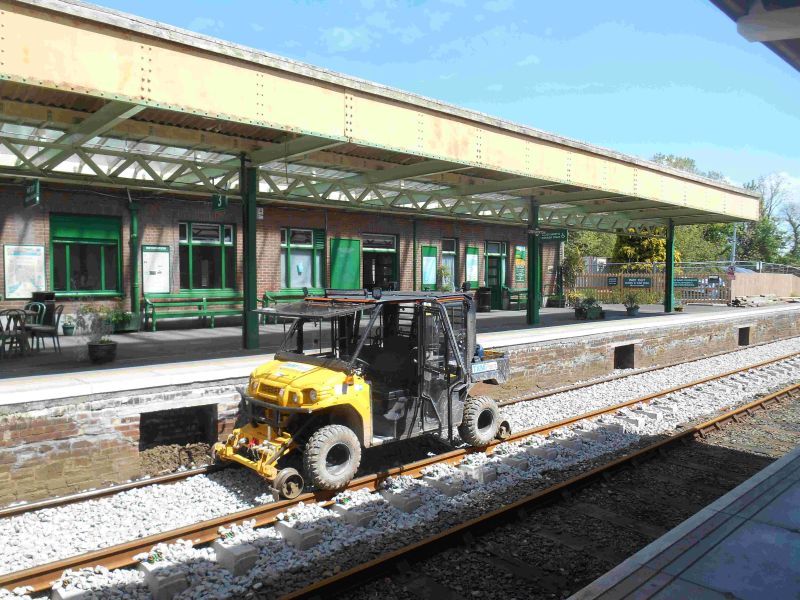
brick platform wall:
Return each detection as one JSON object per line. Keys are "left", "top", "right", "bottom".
{"left": 1, "top": 309, "right": 797, "bottom": 505}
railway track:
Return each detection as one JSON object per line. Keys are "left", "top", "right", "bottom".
{"left": 320, "top": 381, "right": 800, "bottom": 600}
{"left": 2, "top": 350, "right": 798, "bottom": 596}
{"left": 3, "top": 334, "right": 797, "bottom": 521}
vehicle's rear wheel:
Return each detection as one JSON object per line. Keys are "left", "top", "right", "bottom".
{"left": 303, "top": 424, "right": 362, "bottom": 490}
{"left": 458, "top": 396, "right": 500, "bottom": 446}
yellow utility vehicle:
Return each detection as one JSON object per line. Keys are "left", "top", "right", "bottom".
{"left": 213, "top": 290, "right": 509, "bottom": 498}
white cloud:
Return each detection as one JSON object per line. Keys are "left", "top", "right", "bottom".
{"left": 426, "top": 10, "right": 452, "bottom": 31}
{"left": 487, "top": 83, "right": 504, "bottom": 91}
{"left": 516, "top": 53, "right": 540, "bottom": 66}
{"left": 320, "top": 26, "right": 373, "bottom": 52}
{"left": 484, "top": 0, "right": 514, "bottom": 12}
{"left": 187, "top": 17, "right": 224, "bottom": 32}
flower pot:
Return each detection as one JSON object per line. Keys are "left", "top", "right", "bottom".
{"left": 586, "top": 306, "right": 604, "bottom": 320}
{"left": 62, "top": 324, "right": 76, "bottom": 336}
{"left": 626, "top": 306, "right": 639, "bottom": 316}
{"left": 88, "top": 341, "right": 118, "bottom": 364}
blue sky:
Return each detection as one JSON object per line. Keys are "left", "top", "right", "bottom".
{"left": 100, "top": 0, "right": 800, "bottom": 192}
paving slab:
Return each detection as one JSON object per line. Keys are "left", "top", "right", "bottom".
{"left": 570, "top": 443, "right": 800, "bottom": 600}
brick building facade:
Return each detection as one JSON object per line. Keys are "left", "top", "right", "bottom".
{"left": 0, "top": 184, "right": 562, "bottom": 316}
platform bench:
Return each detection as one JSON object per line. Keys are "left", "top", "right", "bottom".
{"left": 505, "top": 287, "right": 528, "bottom": 310}
{"left": 260, "top": 288, "right": 324, "bottom": 324}
{"left": 144, "top": 294, "right": 243, "bottom": 332}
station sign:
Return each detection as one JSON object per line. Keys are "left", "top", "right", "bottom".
{"left": 623, "top": 276, "right": 652, "bottom": 288}
{"left": 674, "top": 277, "right": 700, "bottom": 288}
{"left": 708, "top": 275, "right": 721, "bottom": 284}
{"left": 23, "top": 179, "right": 40, "bottom": 208}
{"left": 527, "top": 228, "right": 567, "bottom": 241}
{"left": 606, "top": 276, "right": 619, "bottom": 286}
{"left": 211, "top": 193, "right": 228, "bottom": 212}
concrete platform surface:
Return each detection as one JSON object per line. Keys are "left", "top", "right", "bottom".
{"left": 571, "top": 443, "right": 800, "bottom": 600}
{"left": 1, "top": 303, "right": 797, "bottom": 407}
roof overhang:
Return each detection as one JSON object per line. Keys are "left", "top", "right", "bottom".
{"left": 0, "top": 0, "right": 760, "bottom": 236}
{"left": 710, "top": 0, "right": 800, "bottom": 73}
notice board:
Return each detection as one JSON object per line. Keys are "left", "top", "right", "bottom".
{"left": 514, "top": 245, "right": 527, "bottom": 285}
{"left": 3, "top": 245, "right": 45, "bottom": 299}
{"left": 142, "top": 245, "right": 171, "bottom": 294}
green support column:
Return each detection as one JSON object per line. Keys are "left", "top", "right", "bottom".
{"left": 664, "top": 220, "right": 675, "bottom": 313}
{"left": 526, "top": 200, "right": 541, "bottom": 325}
{"left": 241, "top": 160, "right": 259, "bottom": 349}
{"left": 129, "top": 200, "right": 141, "bottom": 330}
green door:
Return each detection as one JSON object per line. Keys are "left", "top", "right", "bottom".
{"left": 421, "top": 245, "right": 437, "bottom": 291}
{"left": 330, "top": 238, "right": 361, "bottom": 289}
{"left": 485, "top": 241, "right": 506, "bottom": 309}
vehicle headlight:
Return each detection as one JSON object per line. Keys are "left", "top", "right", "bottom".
{"left": 306, "top": 389, "right": 317, "bottom": 402}
{"left": 289, "top": 392, "right": 300, "bottom": 404}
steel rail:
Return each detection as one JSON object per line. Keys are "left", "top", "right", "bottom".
{"left": 1, "top": 350, "right": 798, "bottom": 593}
{"left": 283, "top": 380, "right": 800, "bottom": 600}
{"left": 3, "top": 334, "right": 796, "bottom": 519}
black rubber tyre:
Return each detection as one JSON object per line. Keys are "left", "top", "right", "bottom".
{"left": 303, "top": 424, "right": 362, "bottom": 490}
{"left": 458, "top": 396, "right": 500, "bottom": 446}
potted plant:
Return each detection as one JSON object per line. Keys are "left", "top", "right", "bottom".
{"left": 108, "top": 302, "right": 133, "bottom": 333}
{"left": 624, "top": 292, "right": 640, "bottom": 316}
{"left": 62, "top": 316, "right": 76, "bottom": 336}
{"left": 76, "top": 304, "right": 118, "bottom": 364}
{"left": 546, "top": 293, "right": 565, "bottom": 308}
{"left": 574, "top": 296, "right": 604, "bottom": 320}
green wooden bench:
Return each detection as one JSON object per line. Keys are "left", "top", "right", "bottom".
{"left": 144, "top": 293, "right": 243, "bottom": 332}
{"left": 504, "top": 287, "right": 528, "bottom": 310}
{"left": 260, "top": 288, "right": 324, "bottom": 324}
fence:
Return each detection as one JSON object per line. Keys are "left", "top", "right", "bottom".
{"left": 596, "top": 261, "right": 800, "bottom": 277}
{"left": 569, "top": 272, "right": 731, "bottom": 304}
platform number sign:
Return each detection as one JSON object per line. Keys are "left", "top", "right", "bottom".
{"left": 211, "top": 194, "right": 228, "bottom": 212}
{"left": 23, "top": 179, "right": 40, "bottom": 208}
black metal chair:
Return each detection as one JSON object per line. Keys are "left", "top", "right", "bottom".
{"left": 30, "top": 304, "right": 63, "bottom": 352}
{"left": 0, "top": 309, "right": 28, "bottom": 358}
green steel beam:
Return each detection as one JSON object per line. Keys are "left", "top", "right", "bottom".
{"left": 527, "top": 199, "right": 540, "bottom": 326}
{"left": 129, "top": 199, "right": 141, "bottom": 330}
{"left": 241, "top": 160, "right": 259, "bottom": 349}
{"left": 664, "top": 220, "right": 675, "bottom": 313}
{"left": 455, "top": 176, "right": 556, "bottom": 197}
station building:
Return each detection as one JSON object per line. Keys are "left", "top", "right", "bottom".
{"left": 0, "top": 183, "right": 561, "bottom": 316}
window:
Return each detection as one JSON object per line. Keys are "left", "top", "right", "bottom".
{"left": 486, "top": 241, "right": 506, "bottom": 256}
{"left": 441, "top": 238, "right": 457, "bottom": 291}
{"left": 280, "top": 228, "right": 325, "bottom": 289}
{"left": 179, "top": 221, "right": 236, "bottom": 290}
{"left": 50, "top": 214, "right": 121, "bottom": 294}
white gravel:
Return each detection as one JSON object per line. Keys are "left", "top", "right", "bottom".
{"left": 1, "top": 337, "right": 798, "bottom": 596}
{"left": 49, "top": 353, "right": 799, "bottom": 600}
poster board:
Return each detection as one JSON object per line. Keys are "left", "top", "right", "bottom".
{"left": 465, "top": 247, "right": 479, "bottom": 286}
{"left": 513, "top": 245, "right": 527, "bottom": 285}
{"left": 142, "top": 245, "right": 171, "bottom": 294}
{"left": 421, "top": 245, "right": 437, "bottom": 290}
{"left": 4, "top": 245, "right": 46, "bottom": 299}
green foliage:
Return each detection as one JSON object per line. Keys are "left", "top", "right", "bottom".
{"left": 675, "top": 224, "right": 732, "bottom": 262}
{"left": 562, "top": 230, "right": 616, "bottom": 287}
{"left": 736, "top": 218, "right": 786, "bottom": 263}
{"left": 611, "top": 236, "right": 681, "bottom": 271}
{"left": 623, "top": 292, "right": 640, "bottom": 309}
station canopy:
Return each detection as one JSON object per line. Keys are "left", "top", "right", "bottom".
{"left": 0, "top": 0, "right": 760, "bottom": 236}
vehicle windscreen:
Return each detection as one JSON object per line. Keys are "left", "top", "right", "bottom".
{"left": 278, "top": 307, "right": 374, "bottom": 366}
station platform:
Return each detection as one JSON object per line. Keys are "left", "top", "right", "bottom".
{"left": 1, "top": 302, "right": 797, "bottom": 407}
{"left": 572, "top": 444, "right": 800, "bottom": 600}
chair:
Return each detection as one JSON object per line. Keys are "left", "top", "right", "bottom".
{"left": 30, "top": 304, "right": 63, "bottom": 353}
{"left": 0, "top": 309, "right": 28, "bottom": 358}
{"left": 23, "top": 301, "right": 46, "bottom": 325}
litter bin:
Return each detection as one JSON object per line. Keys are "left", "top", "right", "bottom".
{"left": 476, "top": 287, "right": 492, "bottom": 313}
{"left": 501, "top": 287, "right": 511, "bottom": 311}
{"left": 31, "top": 291, "right": 56, "bottom": 326}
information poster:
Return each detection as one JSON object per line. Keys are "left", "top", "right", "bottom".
{"left": 3, "top": 245, "right": 45, "bottom": 299}
{"left": 466, "top": 252, "right": 479, "bottom": 284}
{"left": 142, "top": 245, "right": 171, "bottom": 294}
{"left": 674, "top": 277, "right": 700, "bottom": 288}
{"left": 514, "top": 245, "right": 527, "bottom": 285}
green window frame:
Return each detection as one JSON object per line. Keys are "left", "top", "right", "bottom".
{"left": 50, "top": 214, "right": 122, "bottom": 296}
{"left": 178, "top": 221, "right": 237, "bottom": 291}
{"left": 441, "top": 237, "right": 458, "bottom": 290}
{"left": 280, "top": 227, "right": 325, "bottom": 289}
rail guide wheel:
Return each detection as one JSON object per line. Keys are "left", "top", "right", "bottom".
{"left": 273, "top": 468, "right": 304, "bottom": 500}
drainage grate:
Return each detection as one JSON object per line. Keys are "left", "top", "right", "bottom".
{"left": 614, "top": 344, "right": 636, "bottom": 370}
{"left": 139, "top": 404, "right": 218, "bottom": 451}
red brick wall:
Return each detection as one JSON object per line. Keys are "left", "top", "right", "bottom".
{"left": 0, "top": 184, "right": 560, "bottom": 314}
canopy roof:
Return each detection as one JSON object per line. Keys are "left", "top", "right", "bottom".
{"left": 0, "top": 0, "right": 760, "bottom": 235}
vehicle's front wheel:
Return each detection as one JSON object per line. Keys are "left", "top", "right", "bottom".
{"left": 458, "top": 396, "right": 500, "bottom": 446}
{"left": 303, "top": 424, "right": 362, "bottom": 489}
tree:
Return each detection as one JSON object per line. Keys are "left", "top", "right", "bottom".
{"left": 561, "top": 230, "right": 616, "bottom": 286}
{"left": 611, "top": 235, "right": 682, "bottom": 271}
{"left": 784, "top": 203, "right": 800, "bottom": 259}
{"left": 674, "top": 224, "right": 732, "bottom": 262}
{"left": 736, "top": 217, "right": 785, "bottom": 262}
{"left": 746, "top": 173, "right": 789, "bottom": 220}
